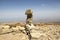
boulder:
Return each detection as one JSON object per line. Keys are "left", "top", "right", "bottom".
{"left": 26, "top": 24, "right": 35, "bottom": 30}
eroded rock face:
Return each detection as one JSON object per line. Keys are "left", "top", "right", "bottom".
{"left": 0, "top": 24, "right": 60, "bottom": 40}
{"left": 0, "top": 32, "right": 29, "bottom": 40}
{"left": 30, "top": 25, "right": 60, "bottom": 40}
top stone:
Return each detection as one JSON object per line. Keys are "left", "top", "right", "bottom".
{"left": 25, "top": 9, "right": 32, "bottom": 15}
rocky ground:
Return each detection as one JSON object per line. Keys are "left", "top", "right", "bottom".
{"left": 0, "top": 23, "right": 60, "bottom": 40}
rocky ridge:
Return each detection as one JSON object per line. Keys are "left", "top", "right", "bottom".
{"left": 0, "top": 23, "right": 60, "bottom": 40}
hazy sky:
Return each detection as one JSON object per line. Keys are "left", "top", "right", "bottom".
{"left": 0, "top": 0, "right": 60, "bottom": 22}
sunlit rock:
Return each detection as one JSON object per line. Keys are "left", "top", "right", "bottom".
{"left": 11, "top": 26, "right": 19, "bottom": 32}
{"left": 26, "top": 24, "right": 35, "bottom": 30}
{"left": 1, "top": 25, "right": 10, "bottom": 29}
{"left": 16, "top": 26, "right": 25, "bottom": 30}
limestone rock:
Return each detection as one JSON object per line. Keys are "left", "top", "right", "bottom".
{"left": 31, "top": 32, "right": 40, "bottom": 38}
{"left": 26, "top": 24, "right": 35, "bottom": 30}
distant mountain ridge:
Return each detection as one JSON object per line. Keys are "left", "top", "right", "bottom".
{"left": 0, "top": 18, "right": 60, "bottom": 24}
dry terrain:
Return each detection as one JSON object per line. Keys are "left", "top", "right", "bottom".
{"left": 0, "top": 23, "right": 60, "bottom": 40}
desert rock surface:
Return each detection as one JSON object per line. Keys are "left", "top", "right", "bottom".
{"left": 0, "top": 23, "right": 60, "bottom": 40}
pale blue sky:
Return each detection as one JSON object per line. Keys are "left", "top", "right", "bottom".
{"left": 0, "top": 0, "right": 60, "bottom": 22}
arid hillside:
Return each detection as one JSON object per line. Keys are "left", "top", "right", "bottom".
{"left": 0, "top": 23, "right": 60, "bottom": 40}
